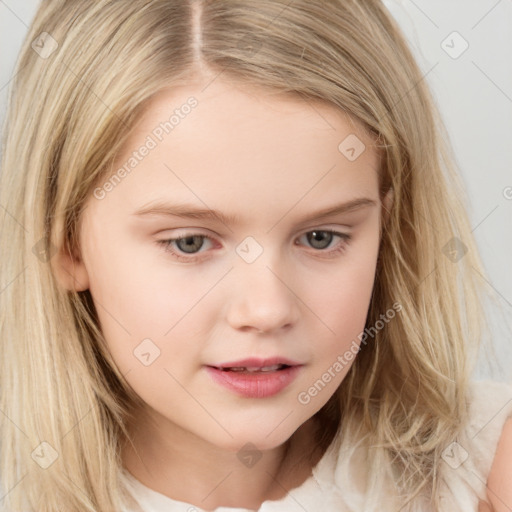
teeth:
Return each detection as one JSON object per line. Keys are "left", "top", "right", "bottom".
{"left": 224, "top": 364, "right": 284, "bottom": 372}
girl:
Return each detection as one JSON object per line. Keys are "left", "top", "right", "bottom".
{"left": 0, "top": 1, "right": 511, "bottom": 511}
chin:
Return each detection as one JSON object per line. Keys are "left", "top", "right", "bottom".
{"left": 205, "top": 428, "right": 294, "bottom": 454}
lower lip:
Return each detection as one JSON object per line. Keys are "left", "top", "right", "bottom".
{"left": 204, "top": 365, "right": 302, "bottom": 398}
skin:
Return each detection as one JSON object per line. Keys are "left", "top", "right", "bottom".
{"left": 56, "top": 76, "right": 393, "bottom": 510}
{"left": 482, "top": 418, "right": 512, "bottom": 512}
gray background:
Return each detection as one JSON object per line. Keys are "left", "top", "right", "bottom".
{"left": 1, "top": 0, "right": 511, "bottom": 381}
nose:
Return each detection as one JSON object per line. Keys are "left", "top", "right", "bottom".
{"left": 226, "top": 257, "right": 300, "bottom": 335}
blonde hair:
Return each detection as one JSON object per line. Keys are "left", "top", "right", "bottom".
{"left": 0, "top": 0, "right": 494, "bottom": 510}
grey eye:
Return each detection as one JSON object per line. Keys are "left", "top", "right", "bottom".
{"left": 175, "top": 235, "right": 206, "bottom": 253}
{"left": 305, "top": 230, "right": 335, "bottom": 250}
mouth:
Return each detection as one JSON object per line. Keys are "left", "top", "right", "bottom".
{"left": 204, "top": 357, "right": 303, "bottom": 398}
{"left": 212, "top": 363, "right": 292, "bottom": 373}
{"left": 207, "top": 356, "right": 302, "bottom": 373}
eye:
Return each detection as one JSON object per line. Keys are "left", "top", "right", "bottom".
{"left": 296, "top": 229, "right": 352, "bottom": 256}
{"left": 157, "top": 234, "right": 215, "bottom": 262}
{"left": 157, "top": 229, "right": 352, "bottom": 263}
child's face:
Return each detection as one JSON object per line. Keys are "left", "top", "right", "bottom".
{"left": 72, "top": 78, "right": 384, "bottom": 452}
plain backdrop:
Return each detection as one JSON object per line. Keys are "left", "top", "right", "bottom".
{"left": 1, "top": 0, "right": 511, "bottom": 381}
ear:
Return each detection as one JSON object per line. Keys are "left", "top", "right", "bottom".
{"left": 381, "top": 187, "right": 394, "bottom": 226}
{"left": 51, "top": 242, "right": 90, "bottom": 292}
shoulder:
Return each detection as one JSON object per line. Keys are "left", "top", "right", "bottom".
{"left": 485, "top": 417, "right": 512, "bottom": 512}
{"left": 465, "top": 380, "right": 512, "bottom": 468}
{"left": 434, "top": 380, "right": 512, "bottom": 511}
{"left": 465, "top": 380, "right": 512, "bottom": 512}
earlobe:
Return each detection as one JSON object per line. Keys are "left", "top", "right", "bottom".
{"left": 51, "top": 243, "right": 90, "bottom": 292}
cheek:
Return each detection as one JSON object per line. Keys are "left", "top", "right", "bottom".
{"left": 309, "top": 237, "right": 379, "bottom": 360}
{"left": 83, "top": 241, "right": 215, "bottom": 374}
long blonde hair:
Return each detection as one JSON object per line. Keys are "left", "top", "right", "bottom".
{"left": 0, "top": 0, "right": 493, "bottom": 510}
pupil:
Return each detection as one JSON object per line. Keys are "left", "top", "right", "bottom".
{"left": 308, "top": 231, "right": 332, "bottom": 250}
{"left": 177, "top": 236, "right": 203, "bottom": 253}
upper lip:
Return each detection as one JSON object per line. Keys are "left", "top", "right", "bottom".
{"left": 208, "top": 357, "right": 303, "bottom": 369}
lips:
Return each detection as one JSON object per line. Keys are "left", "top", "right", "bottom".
{"left": 209, "top": 357, "right": 302, "bottom": 372}
{"left": 220, "top": 364, "right": 287, "bottom": 372}
{"left": 205, "top": 357, "right": 303, "bottom": 398}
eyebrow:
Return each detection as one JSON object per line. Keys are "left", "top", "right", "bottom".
{"left": 131, "top": 197, "right": 377, "bottom": 226}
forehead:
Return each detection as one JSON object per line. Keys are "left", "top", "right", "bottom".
{"left": 136, "top": 78, "right": 376, "bottom": 148}
{"left": 98, "top": 78, "right": 381, "bottom": 224}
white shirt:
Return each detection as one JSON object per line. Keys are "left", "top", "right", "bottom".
{"left": 120, "top": 380, "right": 512, "bottom": 512}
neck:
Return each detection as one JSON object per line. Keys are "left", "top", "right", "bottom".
{"left": 121, "top": 410, "right": 322, "bottom": 511}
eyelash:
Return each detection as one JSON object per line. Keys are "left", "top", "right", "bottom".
{"left": 156, "top": 229, "right": 352, "bottom": 263}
